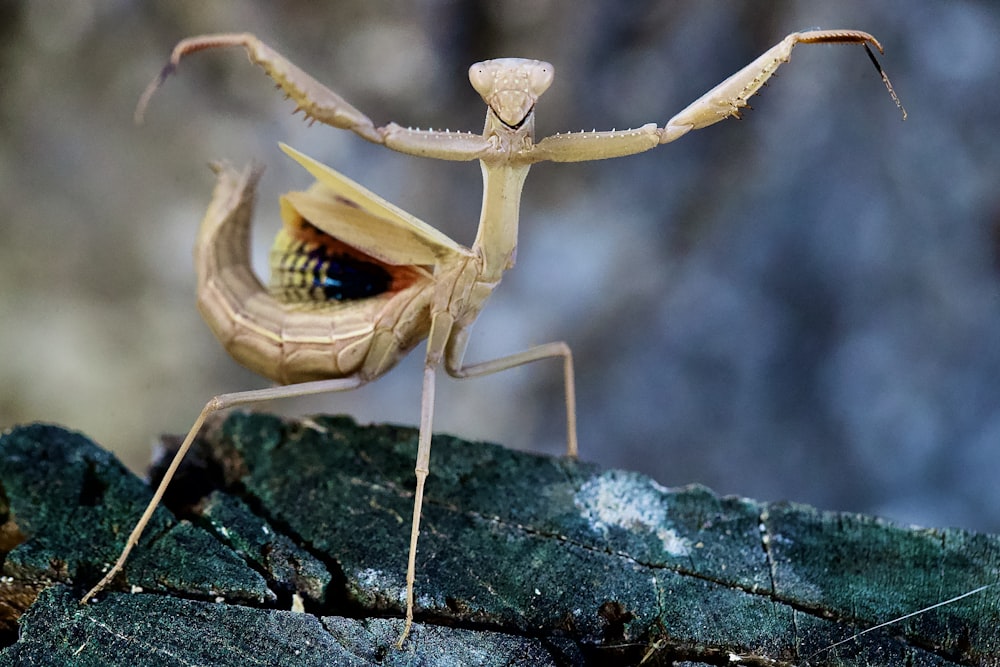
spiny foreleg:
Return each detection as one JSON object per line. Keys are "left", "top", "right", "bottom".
{"left": 135, "top": 33, "right": 382, "bottom": 143}
{"left": 661, "top": 30, "right": 905, "bottom": 143}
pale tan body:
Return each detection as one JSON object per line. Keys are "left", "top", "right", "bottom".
{"left": 84, "top": 31, "right": 903, "bottom": 644}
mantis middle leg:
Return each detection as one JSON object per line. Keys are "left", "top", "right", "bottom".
{"left": 397, "top": 303, "right": 578, "bottom": 644}
{"left": 445, "top": 326, "right": 577, "bottom": 458}
{"left": 398, "top": 314, "right": 577, "bottom": 644}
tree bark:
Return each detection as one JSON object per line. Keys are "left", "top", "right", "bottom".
{"left": 1, "top": 414, "right": 997, "bottom": 666}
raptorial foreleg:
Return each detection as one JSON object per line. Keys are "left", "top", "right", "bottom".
{"left": 530, "top": 30, "right": 904, "bottom": 163}
{"left": 660, "top": 30, "right": 905, "bottom": 142}
{"left": 136, "top": 34, "right": 494, "bottom": 161}
{"left": 135, "top": 33, "right": 382, "bottom": 142}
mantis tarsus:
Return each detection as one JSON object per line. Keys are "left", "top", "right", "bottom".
{"left": 82, "top": 30, "right": 904, "bottom": 645}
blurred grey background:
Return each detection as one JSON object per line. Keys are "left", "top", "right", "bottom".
{"left": 3, "top": 2, "right": 1000, "bottom": 533}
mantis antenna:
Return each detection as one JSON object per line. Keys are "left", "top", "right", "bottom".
{"left": 85, "top": 30, "right": 904, "bottom": 647}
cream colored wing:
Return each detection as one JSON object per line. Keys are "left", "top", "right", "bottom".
{"left": 280, "top": 143, "right": 472, "bottom": 267}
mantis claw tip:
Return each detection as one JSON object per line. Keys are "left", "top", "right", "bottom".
{"left": 134, "top": 62, "right": 178, "bottom": 125}
{"left": 862, "top": 43, "right": 907, "bottom": 121}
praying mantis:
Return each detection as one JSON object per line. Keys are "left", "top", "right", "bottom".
{"left": 81, "top": 30, "right": 904, "bottom": 645}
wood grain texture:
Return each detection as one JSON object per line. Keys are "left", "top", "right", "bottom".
{"left": 1, "top": 415, "right": 997, "bottom": 665}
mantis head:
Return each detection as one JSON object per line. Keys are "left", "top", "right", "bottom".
{"left": 469, "top": 58, "right": 554, "bottom": 128}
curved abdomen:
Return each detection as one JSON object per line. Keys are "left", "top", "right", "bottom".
{"left": 194, "top": 163, "right": 433, "bottom": 385}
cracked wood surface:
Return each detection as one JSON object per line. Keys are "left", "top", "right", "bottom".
{"left": 1, "top": 414, "right": 998, "bottom": 666}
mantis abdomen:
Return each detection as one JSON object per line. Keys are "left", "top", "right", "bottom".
{"left": 194, "top": 163, "right": 434, "bottom": 385}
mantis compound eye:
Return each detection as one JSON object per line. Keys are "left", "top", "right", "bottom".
{"left": 527, "top": 62, "right": 554, "bottom": 97}
{"left": 468, "top": 61, "right": 496, "bottom": 100}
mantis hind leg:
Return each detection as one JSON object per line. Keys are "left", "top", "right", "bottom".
{"left": 79, "top": 376, "right": 365, "bottom": 605}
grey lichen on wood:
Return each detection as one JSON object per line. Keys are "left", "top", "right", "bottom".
{"left": 1, "top": 414, "right": 998, "bottom": 666}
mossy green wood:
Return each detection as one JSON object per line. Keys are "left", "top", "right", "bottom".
{"left": 1, "top": 416, "right": 998, "bottom": 665}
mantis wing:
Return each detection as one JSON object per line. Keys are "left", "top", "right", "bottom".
{"left": 280, "top": 143, "right": 472, "bottom": 267}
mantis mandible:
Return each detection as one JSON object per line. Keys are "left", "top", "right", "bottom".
{"left": 82, "top": 30, "right": 904, "bottom": 645}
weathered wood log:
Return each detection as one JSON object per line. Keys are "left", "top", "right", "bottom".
{"left": 1, "top": 414, "right": 998, "bottom": 666}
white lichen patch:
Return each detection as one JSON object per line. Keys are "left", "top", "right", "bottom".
{"left": 355, "top": 567, "right": 388, "bottom": 588}
{"left": 574, "top": 470, "right": 690, "bottom": 557}
{"left": 354, "top": 567, "right": 407, "bottom": 604}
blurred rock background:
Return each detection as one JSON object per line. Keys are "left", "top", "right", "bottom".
{"left": 2, "top": 1, "right": 999, "bottom": 532}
